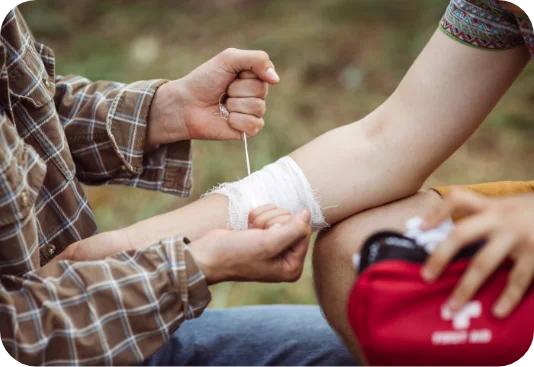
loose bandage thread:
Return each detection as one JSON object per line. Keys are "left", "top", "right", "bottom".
{"left": 217, "top": 94, "right": 251, "bottom": 176}
{"left": 214, "top": 94, "right": 327, "bottom": 231}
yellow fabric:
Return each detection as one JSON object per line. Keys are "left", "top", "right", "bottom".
{"left": 432, "top": 181, "right": 534, "bottom": 222}
{"left": 433, "top": 181, "right": 534, "bottom": 198}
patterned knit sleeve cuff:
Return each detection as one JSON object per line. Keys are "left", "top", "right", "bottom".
{"left": 440, "top": 0, "right": 524, "bottom": 51}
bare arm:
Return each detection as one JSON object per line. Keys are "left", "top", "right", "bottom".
{"left": 72, "top": 29, "right": 530, "bottom": 255}
{"left": 292, "top": 29, "right": 529, "bottom": 223}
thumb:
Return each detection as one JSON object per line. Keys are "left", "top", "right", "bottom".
{"left": 219, "top": 48, "right": 280, "bottom": 84}
{"left": 422, "top": 189, "right": 488, "bottom": 229}
{"left": 262, "top": 210, "right": 312, "bottom": 256}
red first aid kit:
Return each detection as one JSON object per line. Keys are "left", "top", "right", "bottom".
{"left": 347, "top": 232, "right": 534, "bottom": 366}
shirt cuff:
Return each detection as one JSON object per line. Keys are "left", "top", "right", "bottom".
{"left": 107, "top": 79, "right": 167, "bottom": 174}
{"left": 106, "top": 79, "right": 193, "bottom": 196}
{"left": 160, "top": 236, "right": 211, "bottom": 320}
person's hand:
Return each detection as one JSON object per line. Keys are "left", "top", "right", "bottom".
{"left": 248, "top": 204, "right": 292, "bottom": 229}
{"left": 190, "top": 210, "right": 312, "bottom": 284}
{"left": 54, "top": 209, "right": 311, "bottom": 285}
{"left": 420, "top": 189, "right": 534, "bottom": 318}
{"left": 147, "top": 48, "right": 279, "bottom": 147}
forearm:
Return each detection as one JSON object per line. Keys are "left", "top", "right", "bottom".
{"left": 122, "top": 194, "right": 229, "bottom": 245}
{"left": 116, "top": 30, "right": 529, "bottom": 248}
{"left": 121, "top": 109, "right": 427, "bottom": 247}
{"left": 293, "top": 29, "right": 529, "bottom": 223}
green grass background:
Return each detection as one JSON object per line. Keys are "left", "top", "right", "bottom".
{"left": 21, "top": 0, "right": 534, "bottom": 308}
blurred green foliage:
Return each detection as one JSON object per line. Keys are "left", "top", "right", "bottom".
{"left": 21, "top": 0, "right": 534, "bottom": 307}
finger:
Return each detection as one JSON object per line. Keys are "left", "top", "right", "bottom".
{"left": 253, "top": 209, "right": 292, "bottom": 229}
{"left": 238, "top": 71, "right": 270, "bottom": 97}
{"left": 227, "top": 112, "right": 264, "bottom": 137}
{"left": 226, "top": 98, "right": 266, "bottom": 118}
{"left": 447, "top": 233, "right": 515, "bottom": 312}
{"left": 421, "top": 214, "right": 495, "bottom": 282}
{"left": 421, "top": 189, "right": 488, "bottom": 230}
{"left": 219, "top": 48, "right": 279, "bottom": 84}
{"left": 249, "top": 204, "right": 278, "bottom": 226}
{"left": 292, "top": 236, "right": 310, "bottom": 259}
{"left": 239, "top": 70, "right": 259, "bottom": 79}
{"left": 493, "top": 254, "right": 534, "bottom": 318}
{"left": 266, "top": 215, "right": 291, "bottom": 229}
{"left": 263, "top": 210, "right": 312, "bottom": 256}
{"left": 227, "top": 79, "right": 268, "bottom": 99}
{"left": 278, "top": 237, "right": 311, "bottom": 282}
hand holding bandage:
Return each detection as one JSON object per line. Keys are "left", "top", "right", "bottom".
{"left": 189, "top": 210, "right": 312, "bottom": 284}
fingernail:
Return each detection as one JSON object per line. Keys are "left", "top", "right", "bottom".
{"left": 299, "top": 209, "right": 310, "bottom": 222}
{"left": 493, "top": 302, "right": 507, "bottom": 318}
{"left": 421, "top": 268, "right": 434, "bottom": 283}
{"left": 269, "top": 223, "right": 282, "bottom": 230}
{"left": 420, "top": 218, "right": 432, "bottom": 230}
{"left": 448, "top": 299, "right": 460, "bottom": 312}
{"left": 266, "top": 68, "right": 279, "bottom": 83}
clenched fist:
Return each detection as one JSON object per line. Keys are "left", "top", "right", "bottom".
{"left": 147, "top": 48, "right": 279, "bottom": 146}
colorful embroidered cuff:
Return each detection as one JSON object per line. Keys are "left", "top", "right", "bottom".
{"left": 440, "top": 0, "right": 524, "bottom": 50}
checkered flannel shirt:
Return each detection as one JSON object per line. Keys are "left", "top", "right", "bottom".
{"left": 0, "top": 8, "right": 210, "bottom": 365}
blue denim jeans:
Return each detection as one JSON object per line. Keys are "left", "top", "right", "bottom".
{"left": 142, "top": 305, "right": 356, "bottom": 366}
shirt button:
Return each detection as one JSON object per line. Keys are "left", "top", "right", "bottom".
{"left": 20, "top": 191, "right": 30, "bottom": 207}
{"left": 44, "top": 78, "right": 51, "bottom": 88}
{"left": 46, "top": 244, "right": 56, "bottom": 257}
{"left": 120, "top": 164, "right": 134, "bottom": 177}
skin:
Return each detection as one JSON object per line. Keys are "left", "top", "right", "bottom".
{"left": 94, "top": 28, "right": 530, "bottom": 246}
{"left": 56, "top": 211, "right": 312, "bottom": 285}
{"left": 422, "top": 189, "right": 534, "bottom": 319}
{"left": 60, "top": 22, "right": 531, "bottom": 356}
{"left": 146, "top": 47, "right": 279, "bottom": 148}
{"left": 192, "top": 210, "right": 311, "bottom": 285}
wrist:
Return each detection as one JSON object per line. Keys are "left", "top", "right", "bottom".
{"left": 147, "top": 79, "right": 190, "bottom": 147}
{"left": 189, "top": 241, "right": 221, "bottom": 285}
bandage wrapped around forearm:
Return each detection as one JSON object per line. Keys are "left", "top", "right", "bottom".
{"left": 204, "top": 156, "right": 328, "bottom": 231}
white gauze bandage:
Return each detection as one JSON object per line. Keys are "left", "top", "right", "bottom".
{"left": 204, "top": 156, "right": 328, "bottom": 231}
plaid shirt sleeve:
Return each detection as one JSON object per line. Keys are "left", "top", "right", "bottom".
{"left": 0, "top": 107, "right": 46, "bottom": 232}
{"left": 1, "top": 237, "right": 211, "bottom": 366}
{"left": 54, "top": 74, "right": 193, "bottom": 196}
